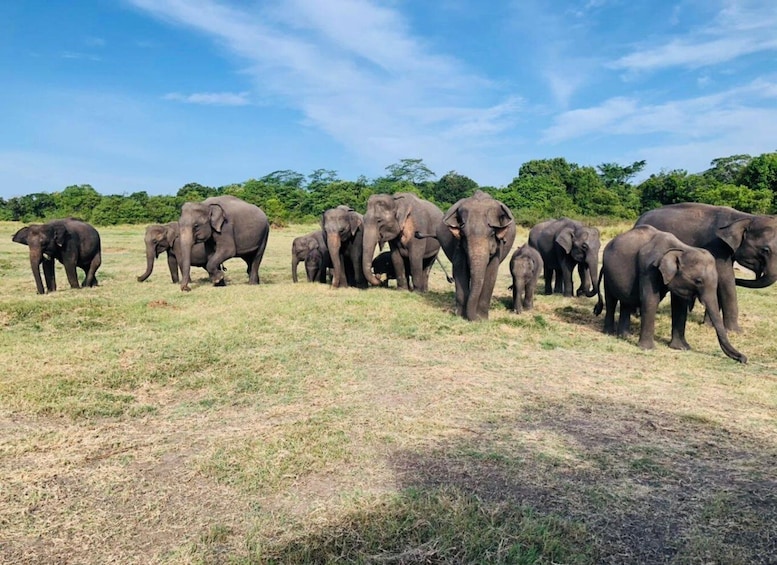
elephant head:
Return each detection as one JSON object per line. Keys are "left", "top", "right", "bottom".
{"left": 718, "top": 216, "right": 777, "bottom": 289}
{"left": 322, "top": 205, "right": 364, "bottom": 288}
{"left": 443, "top": 191, "right": 516, "bottom": 321}
{"left": 555, "top": 223, "right": 601, "bottom": 297}
{"left": 178, "top": 201, "right": 226, "bottom": 291}
{"left": 137, "top": 222, "right": 178, "bottom": 282}
{"left": 361, "top": 193, "right": 411, "bottom": 286}
{"left": 12, "top": 222, "right": 68, "bottom": 294}
{"left": 652, "top": 245, "right": 745, "bottom": 363}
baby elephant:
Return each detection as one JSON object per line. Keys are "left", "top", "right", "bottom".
{"left": 594, "top": 225, "right": 746, "bottom": 363}
{"left": 509, "top": 245, "right": 542, "bottom": 313}
{"left": 305, "top": 247, "right": 328, "bottom": 283}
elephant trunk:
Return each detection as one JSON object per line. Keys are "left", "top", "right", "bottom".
{"left": 735, "top": 260, "right": 777, "bottom": 289}
{"left": 361, "top": 222, "right": 383, "bottom": 286}
{"left": 291, "top": 255, "right": 300, "bottom": 283}
{"left": 702, "top": 292, "right": 747, "bottom": 363}
{"left": 178, "top": 228, "right": 194, "bottom": 291}
{"left": 137, "top": 241, "right": 156, "bottom": 282}
{"left": 465, "top": 241, "right": 490, "bottom": 321}
{"left": 326, "top": 231, "right": 344, "bottom": 288}
{"left": 29, "top": 252, "right": 45, "bottom": 295}
{"left": 585, "top": 254, "right": 600, "bottom": 298}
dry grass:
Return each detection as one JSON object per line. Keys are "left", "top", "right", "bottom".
{"left": 1, "top": 221, "right": 776, "bottom": 564}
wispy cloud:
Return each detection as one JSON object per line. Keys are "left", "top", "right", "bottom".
{"left": 610, "top": 2, "right": 777, "bottom": 72}
{"left": 542, "top": 78, "right": 777, "bottom": 143}
{"left": 127, "top": 0, "right": 517, "bottom": 169}
{"left": 164, "top": 91, "right": 251, "bottom": 106}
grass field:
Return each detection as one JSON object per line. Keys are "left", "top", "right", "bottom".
{"left": 1, "top": 220, "right": 776, "bottom": 564}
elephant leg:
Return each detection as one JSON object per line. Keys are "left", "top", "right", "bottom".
{"left": 637, "top": 295, "right": 660, "bottom": 349}
{"left": 42, "top": 258, "right": 57, "bottom": 292}
{"left": 391, "top": 250, "right": 409, "bottom": 290}
{"left": 247, "top": 235, "right": 269, "bottom": 285}
{"left": 603, "top": 292, "right": 617, "bottom": 334}
{"left": 560, "top": 260, "right": 574, "bottom": 297}
{"left": 543, "top": 263, "right": 554, "bottom": 295}
{"left": 83, "top": 253, "right": 101, "bottom": 287}
{"left": 452, "top": 255, "right": 468, "bottom": 317}
{"left": 576, "top": 264, "right": 590, "bottom": 296}
{"left": 523, "top": 276, "right": 535, "bottom": 310}
{"left": 716, "top": 261, "right": 741, "bottom": 332}
{"left": 475, "top": 259, "right": 500, "bottom": 320}
{"left": 513, "top": 280, "right": 524, "bottom": 313}
{"left": 63, "top": 257, "right": 81, "bottom": 289}
{"left": 668, "top": 295, "right": 691, "bottom": 350}
{"left": 408, "top": 248, "right": 429, "bottom": 292}
{"left": 617, "top": 304, "right": 634, "bottom": 337}
{"left": 167, "top": 252, "right": 180, "bottom": 283}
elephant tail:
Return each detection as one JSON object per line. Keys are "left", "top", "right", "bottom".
{"left": 592, "top": 269, "right": 605, "bottom": 316}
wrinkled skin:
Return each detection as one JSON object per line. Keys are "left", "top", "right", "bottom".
{"left": 321, "top": 206, "right": 366, "bottom": 289}
{"left": 291, "top": 230, "right": 329, "bottom": 283}
{"left": 137, "top": 222, "right": 211, "bottom": 283}
{"left": 636, "top": 202, "right": 777, "bottom": 332}
{"left": 528, "top": 218, "right": 600, "bottom": 298}
{"left": 12, "top": 219, "right": 101, "bottom": 295}
{"left": 361, "top": 193, "right": 442, "bottom": 292}
{"left": 178, "top": 195, "right": 270, "bottom": 291}
{"left": 594, "top": 225, "right": 746, "bottom": 363}
{"left": 304, "top": 247, "right": 328, "bottom": 283}
{"left": 436, "top": 191, "right": 516, "bottom": 321}
{"left": 509, "top": 244, "right": 543, "bottom": 314}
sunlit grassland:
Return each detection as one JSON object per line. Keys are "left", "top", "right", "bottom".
{"left": 1, "top": 220, "right": 776, "bottom": 564}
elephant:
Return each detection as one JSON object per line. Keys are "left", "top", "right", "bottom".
{"left": 528, "top": 218, "right": 600, "bottom": 298}
{"left": 177, "top": 195, "right": 270, "bottom": 291}
{"left": 12, "top": 218, "right": 101, "bottom": 294}
{"left": 305, "top": 247, "right": 328, "bottom": 284}
{"left": 509, "top": 244, "right": 543, "bottom": 314}
{"left": 593, "top": 225, "right": 746, "bottom": 363}
{"left": 321, "top": 205, "right": 366, "bottom": 288}
{"left": 291, "top": 230, "right": 329, "bottom": 283}
{"left": 370, "top": 250, "right": 452, "bottom": 288}
{"left": 419, "top": 190, "right": 516, "bottom": 321}
{"left": 137, "top": 222, "right": 212, "bottom": 283}
{"left": 361, "top": 192, "right": 442, "bottom": 292}
{"left": 635, "top": 202, "right": 777, "bottom": 332}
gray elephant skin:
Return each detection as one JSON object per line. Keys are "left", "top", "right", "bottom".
{"left": 528, "top": 218, "right": 600, "bottom": 297}
{"left": 321, "top": 205, "right": 366, "bottom": 288}
{"left": 509, "top": 244, "right": 543, "bottom": 314}
{"left": 177, "top": 195, "right": 270, "bottom": 291}
{"left": 291, "top": 230, "right": 329, "bottom": 283}
{"left": 370, "top": 250, "right": 450, "bottom": 288}
{"left": 361, "top": 192, "right": 442, "bottom": 292}
{"left": 594, "top": 225, "right": 746, "bottom": 363}
{"left": 137, "top": 222, "right": 211, "bottom": 283}
{"left": 435, "top": 190, "right": 516, "bottom": 321}
{"left": 12, "top": 218, "right": 101, "bottom": 295}
{"left": 305, "top": 247, "right": 328, "bottom": 284}
{"left": 636, "top": 202, "right": 777, "bottom": 332}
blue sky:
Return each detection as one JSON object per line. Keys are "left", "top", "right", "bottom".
{"left": 1, "top": 0, "right": 776, "bottom": 199}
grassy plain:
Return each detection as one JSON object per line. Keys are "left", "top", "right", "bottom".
{"left": 1, "top": 220, "right": 776, "bottom": 564}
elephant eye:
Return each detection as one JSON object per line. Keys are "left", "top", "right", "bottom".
{"left": 695, "top": 277, "right": 703, "bottom": 286}
{"left": 761, "top": 246, "right": 771, "bottom": 255}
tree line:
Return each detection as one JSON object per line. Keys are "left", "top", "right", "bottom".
{"left": 2, "top": 153, "right": 775, "bottom": 227}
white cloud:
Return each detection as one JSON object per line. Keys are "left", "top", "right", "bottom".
{"left": 164, "top": 91, "right": 251, "bottom": 106}
{"left": 127, "top": 0, "right": 518, "bottom": 168}
{"left": 610, "top": 2, "right": 777, "bottom": 72}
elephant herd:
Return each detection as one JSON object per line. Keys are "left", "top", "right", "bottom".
{"left": 12, "top": 193, "right": 777, "bottom": 364}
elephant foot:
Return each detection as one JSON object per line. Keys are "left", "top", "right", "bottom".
{"left": 637, "top": 340, "right": 656, "bottom": 350}
{"left": 669, "top": 338, "right": 691, "bottom": 351}
{"left": 214, "top": 278, "right": 226, "bottom": 287}
{"left": 181, "top": 285, "right": 191, "bottom": 292}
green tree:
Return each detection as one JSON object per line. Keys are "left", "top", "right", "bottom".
{"left": 597, "top": 160, "right": 645, "bottom": 215}
{"left": 432, "top": 171, "right": 478, "bottom": 208}
{"left": 53, "top": 184, "right": 102, "bottom": 221}
{"left": 738, "top": 152, "right": 777, "bottom": 210}
{"left": 704, "top": 154, "right": 752, "bottom": 184}
{"left": 176, "top": 182, "right": 217, "bottom": 202}
{"left": 385, "top": 158, "right": 436, "bottom": 185}
{"left": 638, "top": 170, "right": 695, "bottom": 212}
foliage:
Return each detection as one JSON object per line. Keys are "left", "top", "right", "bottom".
{"left": 4, "top": 152, "right": 777, "bottom": 226}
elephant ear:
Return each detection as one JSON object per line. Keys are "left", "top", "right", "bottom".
{"left": 209, "top": 204, "right": 226, "bottom": 233}
{"left": 717, "top": 218, "right": 751, "bottom": 251}
{"left": 443, "top": 204, "right": 462, "bottom": 240}
{"left": 555, "top": 227, "right": 575, "bottom": 253}
{"left": 348, "top": 212, "right": 363, "bottom": 236}
{"left": 393, "top": 194, "right": 412, "bottom": 230}
{"left": 12, "top": 227, "right": 30, "bottom": 245}
{"left": 490, "top": 203, "right": 514, "bottom": 242}
{"left": 655, "top": 249, "right": 683, "bottom": 285}
{"left": 53, "top": 224, "right": 68, "bottom": 247}
{"left": 164, "top": 224, "right": 178, "bottom": 246}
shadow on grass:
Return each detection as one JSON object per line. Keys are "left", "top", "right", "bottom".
{"left": 253, "top": 397, "right": 777, "bottom": 564}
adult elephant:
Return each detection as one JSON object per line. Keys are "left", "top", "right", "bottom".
{"left": 178, "top": 195, "right": 269, "bottom": 292}
{"left": 594, "top": 225, "right": 746, "bottom": 363}
{"left": 137, "top": 222, "right": 211, "bottom": 283}
{"left": 12, "top": 218, "right": 101, "bottom": 294}
{"left": 528, "top": 218, "right": 600, "bottom": 297}
{"left": 636, "top": 202, "right": 777, "bottom": 331}
{"left": 361, "top": 192, "right": 442, "bottom": 292}
{"left": 430, "top": 190, "right": 516, "bottom": 321}
{"left": 291, "top": 230, "right": 328, "bottom": 283}
{"left": 321, "top": 205, "right": 366, "bottom": 288}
